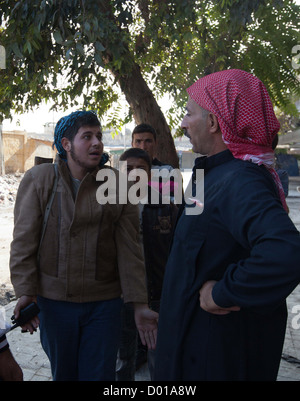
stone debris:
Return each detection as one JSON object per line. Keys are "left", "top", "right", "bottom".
{"left": 0, "top": 173, "right": 23, "bottom": 206}
{"left": 0, "top": 283, "right": 15, "bottom": 306}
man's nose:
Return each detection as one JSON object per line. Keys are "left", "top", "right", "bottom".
{"left": 92, "top": 135, "right": 102, "bottom": 146}
{"left": 181, "top": 117, "right": 186, "bottom": 130}
{"left": 181, "top": 120, "right": 188, "bottom": 138}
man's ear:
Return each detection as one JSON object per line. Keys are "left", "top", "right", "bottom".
{"left": 207, "top": 113, "right": 220, "bottom": 134}
{"left": 61, "top": 137, "right": 71, "bottom": 153}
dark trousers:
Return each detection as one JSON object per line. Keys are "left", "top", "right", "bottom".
{"left": 38, "top": 296, "right": 122, "bottom": 381}
{"left": 116, "top": 302, "right": 137, "bottom": 381}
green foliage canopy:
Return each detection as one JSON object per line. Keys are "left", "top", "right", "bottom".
{"left": 0, "top": 0, "right": 299, "bottom": 132}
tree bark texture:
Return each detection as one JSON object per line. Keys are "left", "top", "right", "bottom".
{"left": 99, "top": 0, "right": 179, "bottom": 168}
{"left": 117, "top": 64, "right": 179, "bottom": 168}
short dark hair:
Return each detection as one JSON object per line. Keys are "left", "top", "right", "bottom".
{"left": 53, "top": 111, "right": 102, "bottom": 159}
{"left": 119, "top": 148, "right": 152, "bottom": 171}
{"left": 63, "top": 112, "right": 101, "bottom": 143}
{"left": 132, "top": 123, "right": 157, "bottom": 142}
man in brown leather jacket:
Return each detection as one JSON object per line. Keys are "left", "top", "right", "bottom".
{"left": 10, "top": 111, "right": 158, "bottom": 381}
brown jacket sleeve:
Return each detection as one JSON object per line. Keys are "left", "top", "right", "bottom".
{"left": 10, "top": 166, "right": 52, "bottom": 298}
{"left": 10, "top": 165, "right": 54, "bottom": 297}
{"left": 115, "top": 201, "right": 148, "bottom": 304}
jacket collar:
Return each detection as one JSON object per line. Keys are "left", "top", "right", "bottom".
{"left": 57, "top": 156, "right": 103, "bottom": 181}
{"left": 193, "top": 149, "right": 234, "bottom": 174}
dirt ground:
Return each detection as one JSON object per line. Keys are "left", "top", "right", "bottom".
{"left": 0, "top": 205, "right": 15, "bottom": 305}
{"left": 0, "top": 173, "right": 23, "bottom": 305}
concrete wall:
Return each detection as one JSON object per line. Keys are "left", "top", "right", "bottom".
{"left": 2, "top": 130, "right": 56, "bottom": 173}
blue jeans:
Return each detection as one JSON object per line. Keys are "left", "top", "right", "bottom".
{"left": 37, "top": 296, "right": 122, "bottom": 381}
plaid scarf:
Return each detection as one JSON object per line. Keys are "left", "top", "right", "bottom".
{"left": 187, "top": 69, "right": 288, "bottom": 212}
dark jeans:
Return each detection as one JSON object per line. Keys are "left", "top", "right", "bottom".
{"left": 38, "top": 296, "right": 122, "bottom": 381}
{"left": 116, "top": 302, "right": 137, "bottom": 381}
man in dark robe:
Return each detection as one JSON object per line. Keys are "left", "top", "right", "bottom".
{"left": 154, "top": 69, "right": 300, "bottom": 381}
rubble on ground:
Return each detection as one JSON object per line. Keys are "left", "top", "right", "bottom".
{"left": 0, "top": 173, "right": 23, "bottom": 206}
{"left": 0, "top": 284, "right": 15, "bottom": 306}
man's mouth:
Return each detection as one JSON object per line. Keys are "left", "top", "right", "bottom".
{"left": 89, "top": 150, "right": 101, "bottom": 156}
{"left": 183, "top": 128, "right": 190, "bottom": 139}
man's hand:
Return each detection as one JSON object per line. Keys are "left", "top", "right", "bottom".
{"left": 13, "top": 295, "right": 39, "bottom": 334}
{"left": 0, "top": 348, "right": 23, "bottom": 381}
{"left": 134, "top": 303, "right": 158, "bottom": 350}
{"left": 199, "top": 280, "right": 240, "bottom": 315}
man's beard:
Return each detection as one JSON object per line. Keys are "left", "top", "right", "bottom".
{"left": 70, "top": 145, "right": 95, "bottom": 171}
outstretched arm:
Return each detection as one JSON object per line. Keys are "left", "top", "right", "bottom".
{"left": 134, "top": 303, "right": 158, "bottom": 350}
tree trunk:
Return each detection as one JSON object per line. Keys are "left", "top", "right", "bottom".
{"left": 115, "top": 64, "right": 179, "bottom": 168}
{"left": 98, "top": 0, "right": 178, "bottom": 168}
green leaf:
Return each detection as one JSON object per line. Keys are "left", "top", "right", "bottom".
{"left": 84, "top": 22, "right": 91, "bottom": 32}
{"left": 11, "top": 42, "right": 23, "bottom": 58}
{"left": 24, "top": 41, "right": 32, "bottom": 54}
{"left": 53, "top": 30, "right": 63, "bottom": 44}
{"left": 66, "top": 48, "right": 73, "bottom": 60}
{"left": 76, "top": 42, "right": 84, "bottom": 55}
{"left": 94, "top": 52, "right": 103, "bottom": 66}
{"left": 95, "top": 41, "right": 105, "bottom": 52}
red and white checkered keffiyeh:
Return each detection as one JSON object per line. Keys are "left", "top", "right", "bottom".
{"left": 187, "top": 69, "right": 288, "bottom": 211}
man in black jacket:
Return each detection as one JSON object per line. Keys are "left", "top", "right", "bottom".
{"left": 132, "top": 123, "right": 181, "bottom": 205}
{"left": 116, "top": 148, "right": 178, "bottom": 381}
